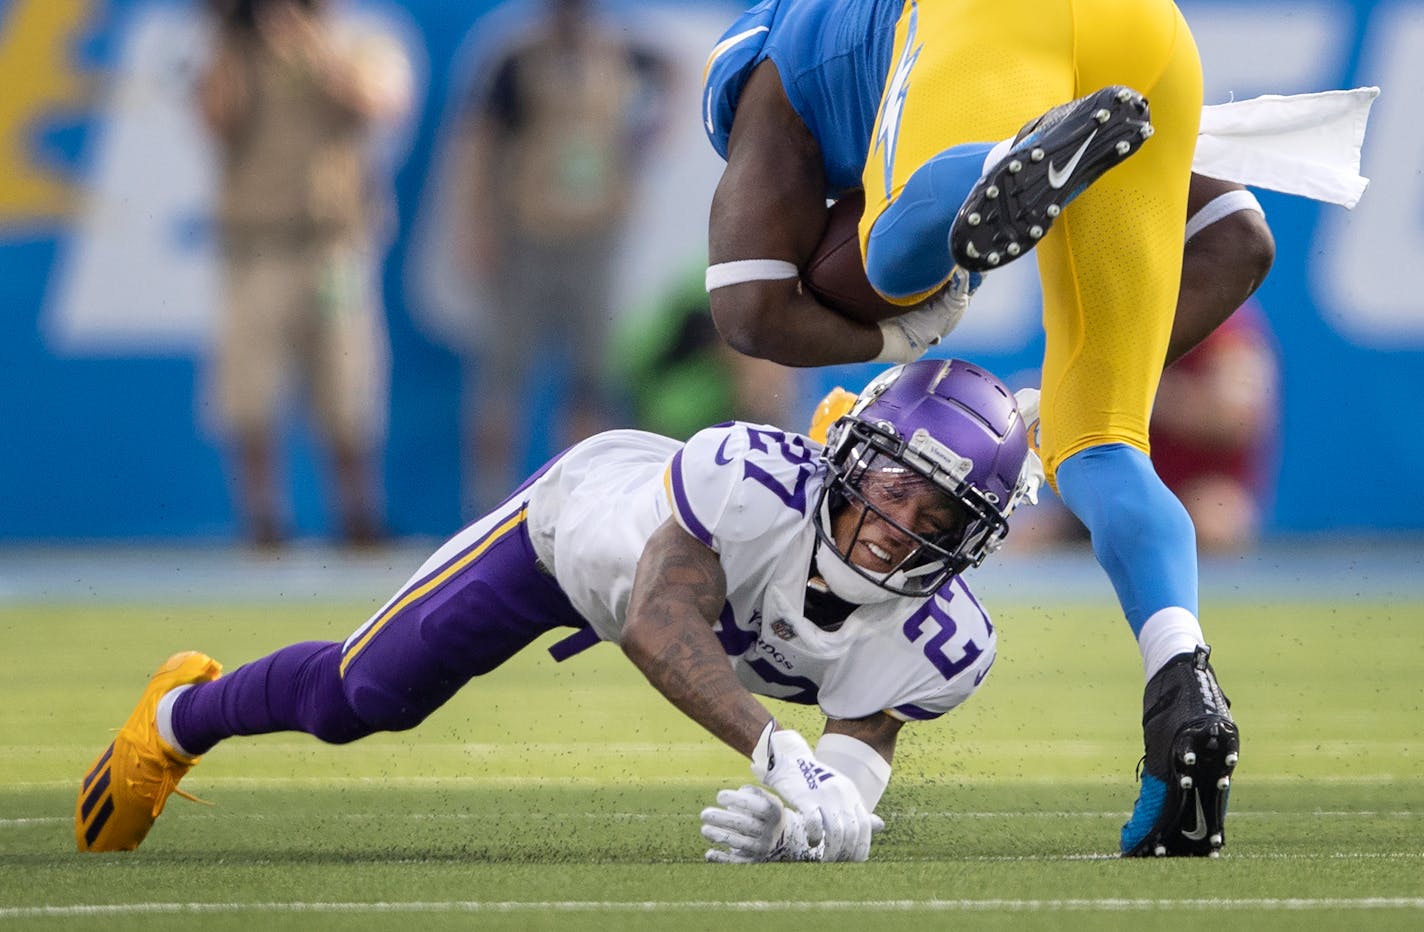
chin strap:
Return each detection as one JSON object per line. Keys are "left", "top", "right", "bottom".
{"left": 811, "top": 521, "right": 899, "bottom": 606}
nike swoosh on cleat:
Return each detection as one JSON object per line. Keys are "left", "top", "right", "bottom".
{"left": 1047, "top": 130, "right": 1097, "bottom": 189}
{"left": 1182, "top": 788, "right": 1209, "bottom": 841}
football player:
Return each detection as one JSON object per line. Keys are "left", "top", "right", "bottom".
{"left": 700, "top": 0, "right": 1245, "bottom": 857}
{"left": 77, "top": 358, "right": 1039, "bottom": 862}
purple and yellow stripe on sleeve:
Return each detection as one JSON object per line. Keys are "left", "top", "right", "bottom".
{"left": 663, "top": 449, "right": 714, "bottom": 547}
{"left": 339, "top": 507, "right": 528, "bottom": 677}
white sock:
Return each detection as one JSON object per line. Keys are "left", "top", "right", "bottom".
{"left": 1137, "top": 607, "right": 1206, "bottom": 681}
{"left": 980, "top": 136, "right": 1016, "bottom": 175}
{"left": 155, "top": 684, "right": 196, "bottom": 758}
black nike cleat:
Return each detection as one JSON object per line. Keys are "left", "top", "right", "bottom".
{"left": 949, "top": 85, "right": 1154, "bottom": 273}
{"left": 1121, "top": 646, "right": 1240, "bottom": 858}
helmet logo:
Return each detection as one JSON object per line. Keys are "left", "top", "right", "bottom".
{"left": 906, "top": 428, "right": 973, "bottom": 484}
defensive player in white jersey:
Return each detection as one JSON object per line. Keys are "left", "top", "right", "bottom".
{"left": 76, "top": 358, "right": 1038, "bottom": 863}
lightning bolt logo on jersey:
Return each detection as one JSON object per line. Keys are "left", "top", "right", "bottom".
{"left": 873, "top": 3, "right": 922, "bottom": 199}
{"left": 523, "top": 422, "right": 998, "bottom": 724}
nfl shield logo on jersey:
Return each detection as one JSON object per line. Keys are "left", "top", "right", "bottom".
{"left": 770, "top": 619, "right": 797, "bottom": 641}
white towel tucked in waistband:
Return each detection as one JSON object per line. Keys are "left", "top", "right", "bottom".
{"left": 1192, "top": 86, "right": 1379, "bottom": 209}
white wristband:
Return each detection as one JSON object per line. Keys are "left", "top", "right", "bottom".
{"left": 1184, "top": 189, "right": 1264, "bottom": 243}
{"left": 814, "top": 733, "right": 891, "bottom": 810}
{"left": 706, "top": 259, "right": 799, "bottom": 292}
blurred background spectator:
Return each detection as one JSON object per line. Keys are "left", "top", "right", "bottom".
{"left": 0, "top": 0, "right": 1413, "bottom": 547}
{"left": 1149, "top": 299, "right": 1280, "bottom": 552}
{"left": 614, "top": 262, "right": 796, "bottom": 440}
{"left": 453, "top": 0, "right": 674, "bottom": 513}
{"left": 197, "top": 0, "right": 412, "bottom": 548}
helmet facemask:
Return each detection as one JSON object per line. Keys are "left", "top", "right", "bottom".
{"left": 814, "top": 418, "right": 1013, "bottom": 599}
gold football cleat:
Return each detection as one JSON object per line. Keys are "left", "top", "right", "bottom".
{"left": 76, "top": 651, "right": 222, "bottom": 852}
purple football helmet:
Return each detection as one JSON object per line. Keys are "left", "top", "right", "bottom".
{"left": 815, "top": 358, "right": 1034, "bottom": 596}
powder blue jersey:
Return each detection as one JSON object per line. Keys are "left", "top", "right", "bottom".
{"left": 701, "top": 0, "right": 901, "bottom": 195}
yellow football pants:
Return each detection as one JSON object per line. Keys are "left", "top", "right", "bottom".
{"left": 862, "top": 0, "right": 1203, "bottom": 480}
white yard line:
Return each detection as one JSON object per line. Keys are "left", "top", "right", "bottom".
{"left": 2, "top": 898, "right": 1423, "bottom": 919}
{"left": 8, "top": 772, "right": 1419, "bottom": 790}
{"left": 6, "top": 809, "right": 1419, "bottom": 829}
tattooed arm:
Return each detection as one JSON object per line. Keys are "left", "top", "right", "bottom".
{"left": 624, "top": 518, "right": 883, "bottom": 860}
{"left": 621, "top": 518, "right": 773, "bottom": 757}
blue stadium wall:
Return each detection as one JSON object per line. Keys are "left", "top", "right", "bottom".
{"left": 1, "top": 0, "right": 1419, "bottom": 541}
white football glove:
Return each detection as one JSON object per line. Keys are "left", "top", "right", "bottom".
{"left": 874, "top": 268, "right": 978, "bottom": 363}
{"left": 1012, "top": 387, "right": 1046, "bottom": 506}
{"left": 702, "top": 784, "right": 886, "bottom": 864}
{"left": 701, "top": 784, "right": 820, "bottom": 863}
{"left": 749, "top": 725, "right": 877, "bottom": 862}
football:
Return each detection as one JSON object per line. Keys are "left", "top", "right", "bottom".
{"left": 803, "top": 189, "right": 906, "bottom": 324}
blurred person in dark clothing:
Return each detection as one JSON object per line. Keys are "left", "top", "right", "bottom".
{"left": 456, "top": 0, "right": 673, "bottom": 513}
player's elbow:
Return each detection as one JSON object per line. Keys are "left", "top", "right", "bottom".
{"left": 709, "top": 288, "right": 797, "bottom": 362}
{"left": 1226, "top": 209, "right": 1276, "bottom": 296}
{"left": 618, "top": 620, "right": 654, "bottom": 671}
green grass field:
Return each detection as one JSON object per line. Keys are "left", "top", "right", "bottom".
{"left": 2, "top": 589, "right": 1421, "bottom": 930}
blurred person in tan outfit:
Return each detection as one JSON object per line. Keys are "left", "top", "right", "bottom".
{"left": 456, "top": 0, "right": 672, "bottom": 513}
{"left": 198, "top": 0, "right": 411, "bottom": 547}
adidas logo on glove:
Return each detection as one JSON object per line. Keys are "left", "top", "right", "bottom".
{"left": 799, "top": 759, "right": 835, "bottom": 788}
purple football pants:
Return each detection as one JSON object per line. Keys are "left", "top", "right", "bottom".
{"left": 171, "top": 503, "right": 589, "bottom": 754}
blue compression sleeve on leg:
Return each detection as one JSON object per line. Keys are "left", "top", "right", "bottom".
{"left": 1055, "top": 444, "right": 1198, "bottom": 635}
{"left": 864, "top": 143, "right": 992, "bottom": 299}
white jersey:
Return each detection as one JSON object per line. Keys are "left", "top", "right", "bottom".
{"left": 526, "top": 423, "right": 997, "bottom": 722}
